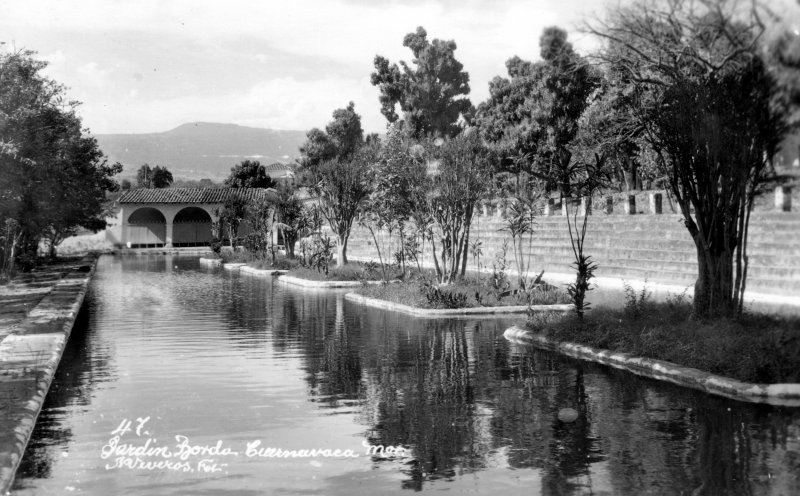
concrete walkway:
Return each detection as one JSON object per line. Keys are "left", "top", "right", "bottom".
{"left": 0, "top": 255, "right": 97, "bottom": 494}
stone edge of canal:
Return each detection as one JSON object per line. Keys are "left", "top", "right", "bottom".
{"left": 0, "top": 254, "right": 98, "bottom": 495}
{"left": 504, "top": 325, "right": 800, "bottom": 407}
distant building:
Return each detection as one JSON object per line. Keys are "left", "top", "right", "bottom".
{"left": 264, "top": 162, "right": 297, "bottom": 186}
{"left": 114, "top": 187, "right": 274, "bottom": 248}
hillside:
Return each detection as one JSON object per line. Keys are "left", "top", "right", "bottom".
{"left": 94, "top": 122, "right": 307, "bottom": 181}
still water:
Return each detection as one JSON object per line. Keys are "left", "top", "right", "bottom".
{"left": 12, "top": 255, "right": 800, "bottom": 495}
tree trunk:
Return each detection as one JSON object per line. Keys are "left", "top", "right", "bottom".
{"left": 459, "top": 223, "right": 471, "bottom": 278}
{"left": 337, "top": 234, "right": 348, "bottom": 267}
{"left": 692, "top": 238, "right": 735, "bottom": 318}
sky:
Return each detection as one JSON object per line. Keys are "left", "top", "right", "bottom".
{"left": 1, "top": 0, "right": 797, "bottom": 136}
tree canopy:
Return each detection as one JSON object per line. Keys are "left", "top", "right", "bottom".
{"left": 136, "top": 164, "right": 173, "bottom": 189}
{"left": 298, "top": 102, "right": 364, "bottom": 177}
{"left": 475, "top": 27, "right": 599, "bottom": 195}
{"left": 372, "top": 26, "right": 472, "bottom": 139}
{"left": 0, "top": 50, "right": 120, "bottom": 268}
{"left": 224, "top": 160, "right": 277, "bottom": 189}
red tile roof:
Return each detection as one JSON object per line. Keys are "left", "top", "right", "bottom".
{"left": 264, "top": 162, "right": 296, "bottom": 172}
{"left": 119, "top": 187, "right": 276, "bottom": 204}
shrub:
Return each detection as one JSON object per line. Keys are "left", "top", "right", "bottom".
{"left": 420, "top": 279, "right": 469, "bottom": 309}
{"left": 623, "top": 280, "right": 652, "bottom": 319}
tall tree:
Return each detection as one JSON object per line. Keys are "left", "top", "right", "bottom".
{"left": 475, "top": 27, "right": 599, "bottom": 195}
{"left": 224, "top": 160, "right": 277, "bottom": 189}
{"left": 589, "top": 0, "right": 788, "bottom": 317}
{"left": 0, "top": 50, "right": 120, "bottom": 267}
{"left": 372, "top": 26, "right": 472, "bottom": 138}
{"left": 315, "top": 144, "right": 375, "bottom": 267}
{"left": 298, "top": 101, "right": 364, "bottom": 181}
{"left": 136, "top": 164, "right": 173, "bottom": 188}
{"left": 413, "top": 131, "right": 492, "bottom": 284}
{"left": 299, "top": 102, "right": 370, "bottom": 267}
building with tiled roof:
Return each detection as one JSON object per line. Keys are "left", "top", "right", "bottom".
{"left": 117, "top": 187, "right": 275, "bottom": 248}
{"left": 263, "top": 162, "right": 297, "bottom": 184}
{"left": 119, "top": 187, "right": 274, "bottom": 204}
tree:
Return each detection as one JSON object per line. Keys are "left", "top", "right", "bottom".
{"left": 224, "top": 160, "right": 277, "bottom": 189}
{"left": 218, "top": 196, "right": 248, "bottom": 248}
{"left": 372, "top": 26, "right": 472, "bottom": 138}
{"left": 589, "top": 0, "right": 788, "bottom": 317}
{"left": 274, "top": 189, "right": 307, "bottom": 258}
{"left": 246, "top": 195, "right": 277, "bottom": 262}
{"left": 299, "top": 102, "right": 371, "bottom": 267}
{"left": 0, "top": 49, "right": 120, "bottom": 268}
{"left": 120, "top": 179, "right": 132, "bottom": 191}
{"left": 424, "top": 131, "right": 492, "bottom": 284}
{"left": 41, "top": 132, "right": 122, "bottom": 257}
{"left": 136, "top": 164, "right": 173, "bottom": 188}
{"left": 298, "top": 102, "right": 364, "bottom": 178}
{"left": 315, "top": 144, "right": 375, "bottom": 267}
{"left": 475, "top": 27, "right": 599, "bottom": 195}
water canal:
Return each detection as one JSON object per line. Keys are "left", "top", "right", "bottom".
{"left": 12, "top": 255, "right": 800, "bottom": 495}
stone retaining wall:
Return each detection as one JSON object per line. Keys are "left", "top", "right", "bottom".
{"left": 343, "top": 207, "right": 800, "bottom": 298}
{"left": 0, "top": 255, "right": 97, "bottom": 493}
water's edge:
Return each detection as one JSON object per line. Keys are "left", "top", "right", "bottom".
{"left": 0, "top": 255, "right": 97, "bottom": 494}
{"left": 504, "top": 325, "right": 800, "bottom": 407}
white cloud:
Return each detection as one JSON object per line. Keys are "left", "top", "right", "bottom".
{"left": 0, "top": 0, "right": 602, "bottom": 133}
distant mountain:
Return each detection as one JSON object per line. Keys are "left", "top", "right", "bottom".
{"left": 93, "top": 122, "right": 307, "bottom": 181}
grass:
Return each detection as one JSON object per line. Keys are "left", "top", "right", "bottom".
{"left": 356, "top": 275, "right": 570, "bottom": 309}
{"left": 526, "top": 299, "right": 800, "bottom": 384}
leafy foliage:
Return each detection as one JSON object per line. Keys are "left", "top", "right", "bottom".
{"left": 372, "top": 26, "right": 472, "bottom": 138}
{"left": 420, "top": 279, "right": 469, "bottom": 309}
{"left": 475, "top": 27, "right": 599, "bottom": 194}
{"left": 0, "top": 50, "right": 120, "bottom": 271}
{"left": 589, "top": 0, "right": 788, "bottom": 317}
{"left": 622, "top": 280, "right": 652, "bottom": 320}
{"left": 225, "top": 160, "right": 277, "bottom": 189}
{"left": 136, "top": 164, "right": 173, "bottom": 189}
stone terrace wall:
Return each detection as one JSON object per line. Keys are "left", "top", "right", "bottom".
{"left": 345, "top": 195, "right": 800, "bottom": 296}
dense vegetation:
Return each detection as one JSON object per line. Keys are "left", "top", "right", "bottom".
{"left": 1, "top": 50, "right": 121, "bottom": 277}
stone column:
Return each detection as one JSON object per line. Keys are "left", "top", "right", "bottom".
{"left": 544, "top": 197, "right": 555, "bottom": 216}
{"left": 775, "top": 186, "right": 792, "bottom": 212}
{"left": 649, "top": 192, "right": 663, "bottom": 214}
{"left": 580, "top": 196, "right": 592, "bottom": 217}
{"left": 165, "top": 221, "right": 174, "bottom": 248}
{"left": 624, "top": 195, "right": 636, "bottom": 215}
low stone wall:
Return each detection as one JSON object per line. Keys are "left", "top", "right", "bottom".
{"left": 345, "top": 293, "right": 572, "bottom": 318}
{"left": 504, "top": 325, "right": 800, "bottom": 407}
{"left": 0, "top": 255, "right": 97, "bottom": 493}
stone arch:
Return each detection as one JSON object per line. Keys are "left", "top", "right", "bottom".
{"left": 172, "top": 207, "right": 213, "bottom": 247}
{"left": 126, "top": 207, "right": 166, "bottom": 248}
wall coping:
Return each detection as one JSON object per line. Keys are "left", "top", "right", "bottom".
{"left": 504, "top": 325, "right": 800, "bottom": 407}
{"left": 276, "top": 275, "right": 399, "bottom": 288}
{"left": 239, "top": 266, "right": 288, "bottom": 276}
{"left": 345, "top": 292, "right": 573, "bottom": 319}
{"left": 0, "top": 255, "right": 98, "bottom": 493}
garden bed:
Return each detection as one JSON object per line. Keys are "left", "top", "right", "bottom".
{"left": 515, "top": 301, "right": 800, "bottom": 386}
{"left": 353, "top": 277, "right": 571, "bottom": 310}
{"left": 346, "top": 292, "right": 572, "bottom": 318}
